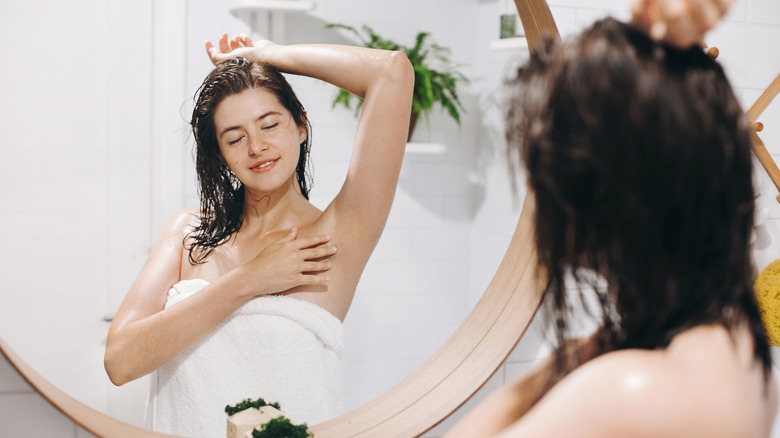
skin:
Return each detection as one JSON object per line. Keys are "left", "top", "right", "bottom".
{"left": 104, "top": 36, "right": 414, "bottom": 386}
{"left": 446, "top": 322, "right": 777, "bottom": 437}
{"left": 631, "top": 0, "right": 735, "bottom": 48}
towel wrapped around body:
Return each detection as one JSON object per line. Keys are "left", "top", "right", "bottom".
{"left": 144, "top": 279, "right": 344, "bottom": 438}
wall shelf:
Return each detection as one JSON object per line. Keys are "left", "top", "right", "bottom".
{"left": 228, "top": 0, "right": 314, "bottom": 13}
{"left": 489, "top": 37, "right": 528, "bottom": 51}
{"left": 406, "top": 142, "right": 447, "bottom": 154}
{"left": 227, "top": 0, "right": 314, "bottom": 43}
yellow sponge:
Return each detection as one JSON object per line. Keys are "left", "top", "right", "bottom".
{"left": 754, "top": 260, "right": 780, "bottom": 346}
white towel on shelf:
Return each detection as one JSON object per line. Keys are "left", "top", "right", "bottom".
{"left": 145, "top": 279, "right": 344, "bottom": 438}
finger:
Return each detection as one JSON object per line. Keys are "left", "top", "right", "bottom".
{"left": 301, "top": 261, "right": 333, "bottom": 273}
{"left": 690, "top": 0, "right": 723, "bottom": 33}
{"left": 219, "top": 32, "right": 230, "bottom": 53}
{"left": 230, "top": 36, "right": 241, "bottom": 50}
{"left": 205, "top": 40, "right": 216, "bottom": 57}
{"left": 239, "top": 34, "right": 253, "bottom": 46}
{"left": 284, "top": 226, "right": 299, "bottom": 242}
{"left": 650, "top": 0, "right": 696, "bottom": 45}
{"left": 293, "top": 234, "right": 332, "bottom": 249}
{"left": 631, "top": 0, "right": 654, "bottom": 28}
{"left": 649, "top": 0, "right": 681, "bottom": 40}
{"left": 714, "top": 0, "right": 733, "bottom": 14}
{"left": 299, "top": 273, "right": 331, "bottom": 284}
{"left": 302, "top": 245, "right": 337, "bottom": 261}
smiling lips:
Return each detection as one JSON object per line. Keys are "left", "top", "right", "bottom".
{"left": 250, "top": 158, "right": 278, "bottom": 173}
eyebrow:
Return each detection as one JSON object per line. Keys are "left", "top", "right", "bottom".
{"left": 218, "top": 111, "right": 282, "bottom": 139}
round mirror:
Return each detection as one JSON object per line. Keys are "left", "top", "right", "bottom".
{"left": 0, "top": 0, "right": 540, "bottom": 435}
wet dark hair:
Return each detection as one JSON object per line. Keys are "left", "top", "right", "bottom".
{"left": 187, "top": 58, "right": 312, "bottom": 264}
{"left": 507, "top": 18, "right": 771, "bottom": 387}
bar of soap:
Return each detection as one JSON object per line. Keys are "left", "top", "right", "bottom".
{"left": 227, "top": 406, "right": 285, "bottom": 438}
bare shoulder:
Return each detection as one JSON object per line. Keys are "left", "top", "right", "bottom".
{"left": 158, "top": 208, "right": 200, "bottom": 243}
{"left": 168, "top": 208, "right": 201, "bottom": 232}
{"left": 498, "top": 326, "right": 776, "bottom": 438}
{"left": 143, "top": 208, "right": 202, "bottom": 261}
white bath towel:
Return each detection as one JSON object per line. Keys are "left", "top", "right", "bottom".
{"left": 145, "top": 279, "right": 344, "bottom": 438}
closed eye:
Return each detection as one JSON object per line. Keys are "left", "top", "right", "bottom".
{"left": 228, "top": 136, "right": 244, "bottom": 145}
{"left": 263, "top": 123, "right": 279, "bottom": 130}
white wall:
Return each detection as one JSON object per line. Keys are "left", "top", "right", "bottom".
{"left": 0, "top": 0, "right": 159, "bottom": 429}
{"left": 1, "top": 0, "right": 780, "bottom": 437}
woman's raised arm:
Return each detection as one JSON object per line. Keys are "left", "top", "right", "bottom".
{"left": 206, "top": 35, "right": 415, "bottom": 259}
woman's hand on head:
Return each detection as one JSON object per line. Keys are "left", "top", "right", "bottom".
{"left": 204, "top": 33, "right": 275, "bottom": 66}
{"left": 631, "top": 0, "right": 733, "bottom": 48}
{"left": 240, "top": 227, "right": 336, "bottom": 297}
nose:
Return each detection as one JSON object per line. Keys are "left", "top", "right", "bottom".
{"left": 247, "top": 133, "right": 268, "bottom": 156}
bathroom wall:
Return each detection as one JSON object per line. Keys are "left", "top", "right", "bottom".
{"left": 0, "top": 353, "right": 97, "bottom": 438}
{"left": 0, "top": 0, "right": 159, "bottom": 431}
{"left": 1, "top": 0, "right": 780, "bottom": 437}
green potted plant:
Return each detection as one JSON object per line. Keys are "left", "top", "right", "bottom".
{"left": 326, "top": 23, "right": 469, "bottom": 141}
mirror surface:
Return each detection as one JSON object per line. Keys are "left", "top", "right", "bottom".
{"left": 0, "top": 0, "right": 525, "bottom": 429}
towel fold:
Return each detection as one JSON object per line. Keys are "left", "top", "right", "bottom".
{"left": 145, "top": 279, "right": 344, "bottom": 438}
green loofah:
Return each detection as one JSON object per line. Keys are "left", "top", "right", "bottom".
{"left": 251, "top": 417, "right": 311, "bottom": 438}
{"left": 225, "top": 397, "right": 281, "bottom": 416}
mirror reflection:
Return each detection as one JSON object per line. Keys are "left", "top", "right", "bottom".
{"left": 0, "top": 0, "right": 524, "bottom": 433}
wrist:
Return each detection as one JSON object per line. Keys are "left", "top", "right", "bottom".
{"left": 223, "top": 265, "right": 256, "bottom": 304}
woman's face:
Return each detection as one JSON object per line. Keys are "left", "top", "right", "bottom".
{"left": 213, "top": 87, "right": 306, "bottom": 195}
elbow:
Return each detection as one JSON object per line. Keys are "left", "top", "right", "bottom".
{"left": 387, "top": 51, "right": 415, "bottom": 89}
{"left": 104, "top": 339, "right": 132, "bottom": 386}
{"left": 104, "top": 353, "right": 129, "bottom": 386}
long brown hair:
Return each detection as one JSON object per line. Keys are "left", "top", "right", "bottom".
{"left": 507, "top": 18, "right": 771, "bottom": 386}
{"left": 187, "top": 58, "right": 312, "bottom": 264}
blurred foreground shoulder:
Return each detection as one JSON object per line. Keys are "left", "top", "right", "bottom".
{"left": 496, "top": 347, "right": 771, "bottom": 438}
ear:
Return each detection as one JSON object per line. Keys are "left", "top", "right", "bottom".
{"left": 297, "top": 119, "right": 308, "bottom": 144}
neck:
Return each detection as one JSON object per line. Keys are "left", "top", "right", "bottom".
{"left": 241, "top": 179, "right": 312, "bottom": 234}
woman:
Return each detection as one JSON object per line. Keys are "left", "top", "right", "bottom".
{"left": 447, "top": 16, "right": 776, "bottom": 438}
{"left": 104, "top": 35, "right": 413, "bottom": 436}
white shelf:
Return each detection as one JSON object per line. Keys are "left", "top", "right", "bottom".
{"left": 406, "top": 142, "right": 447, "bottom": 154}
{"left": 489, "top": 37, "right": 528, "bottom": 51}
{"left": 228, "top": 0, "right": 314, "bottom": 13}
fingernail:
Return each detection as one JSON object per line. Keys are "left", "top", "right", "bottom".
{"left": 331, "top": 246, "right": 337, "bottom": 253}
{"left": 650, "top": 22, "right": 666, "bottom": 39}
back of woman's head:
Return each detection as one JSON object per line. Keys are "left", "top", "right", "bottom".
{"left": 187, "top": 58, "right": 312, "bottom": 263}
{"left": 507, "top": 18, "right": 770, "bottom": 376}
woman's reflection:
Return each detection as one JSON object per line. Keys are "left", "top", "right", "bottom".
{"left": 103, "top": 34, "right": 414, "bottom": 437}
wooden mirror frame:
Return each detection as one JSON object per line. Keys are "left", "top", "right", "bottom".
{"left": 0, "top": 1, "right": 559, "bottom": 436}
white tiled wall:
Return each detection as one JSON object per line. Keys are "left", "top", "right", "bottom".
{"left": 0, "top": 350, "right": 99, "bottom": 438}
{"left": 2, "top": 0, "right": 780, "bottom": 437}
{"left": 0, "top": 0, "right": 155, "bottom": 432}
